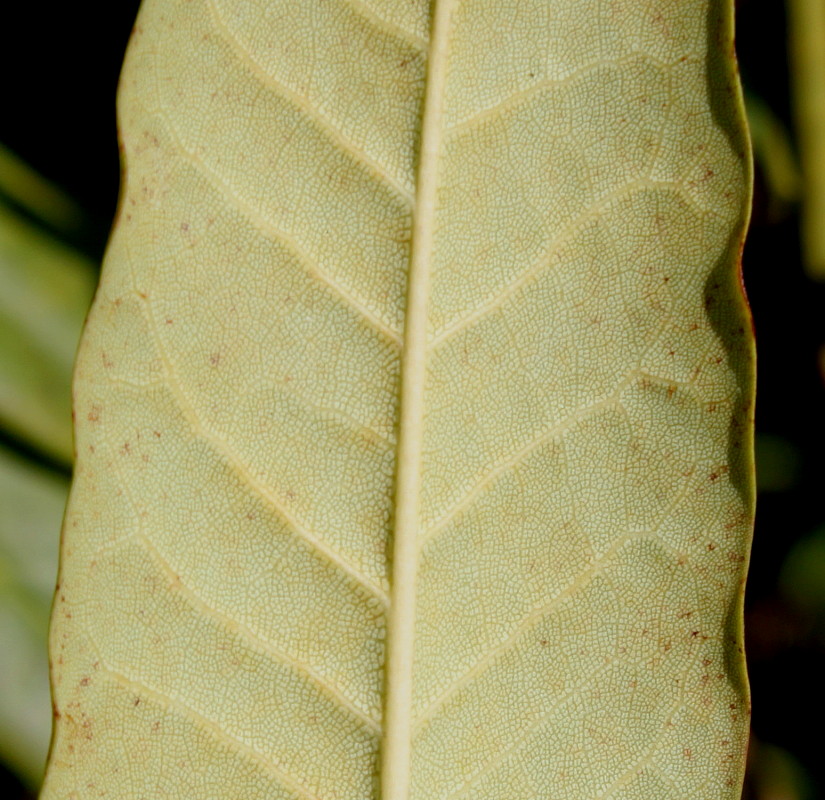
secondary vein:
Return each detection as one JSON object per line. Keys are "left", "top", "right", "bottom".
{"left": 380, "top": 2, "right": 454, "bottom": 798}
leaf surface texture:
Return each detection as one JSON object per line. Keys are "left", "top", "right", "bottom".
{"left": 43, "top": 1, "right": 754, "bottom": 798}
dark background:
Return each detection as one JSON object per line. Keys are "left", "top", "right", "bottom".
{"left": 0, "top": 0, "right": 818, "bottom": 796}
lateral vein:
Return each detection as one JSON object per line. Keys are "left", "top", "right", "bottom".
{"left": 136, "top": 532, "right": 381, "bottom": 732}
{"left": 337, "top": 0, "right": 428, "bottom": 50}
{"left": 98, "top": 663, "right": 319, "bottom": 800}
{"left": 208, "top": 0, "right": 415, "bottom": 205}
{"left": 125, "top": 255, "right": 390, "bottom": 606}
{"left": 153, "top": 110, "right": 403, "bottom": 346}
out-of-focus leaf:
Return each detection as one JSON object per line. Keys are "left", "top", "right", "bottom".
{"left": 0, "top": 143, "right": 85, "bottom": 236}
{"left": 745, "top": 93, "right": 801, "bottom": 218}
{"left": 780, "top": 526, "right": 825, "bottom": 612}
{"left": 749, "top": 739, "right": 813, "bottom": 800}
{"left": 754, "top": 433, "right": 800, "bottom": 492}
{"left": 788, "top": 0, "right": 825, "bottom": 278}
{"left": 0, "top": 444, "right": 67, "bottom": 788}
{"left": 0, "top": 202, "right": 96, "bottom": 463}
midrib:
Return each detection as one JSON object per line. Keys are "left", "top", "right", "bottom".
{"left": 380, "top": 2, "right": 453, "bottom": 798}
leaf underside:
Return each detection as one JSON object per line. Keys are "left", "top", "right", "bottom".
{"left": 43, "top": 1, "right": 753, "bottom": 798}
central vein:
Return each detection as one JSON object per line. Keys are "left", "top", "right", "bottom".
{"left": 380, "top": 3, "right": 453, "bottom": 798}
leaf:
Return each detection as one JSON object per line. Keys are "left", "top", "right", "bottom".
{"left": 0, "top": 201, "right": 96, "bottom": 463}
{"left": 781, "top": 527, "right": 825, "bottom": 613}
{"left": 0, "top": 444, "right": 66, "bottom": 787}
{"left": 0, "top": 143, "right": 86, "bottom": 237}
{"left": 747, "top": 740, "right": 814, "bottom": 800}
{"left": 744, "top": 93, "right": 801, "bottom": 219}
{"left": 0, "top": 152, "right": 89, "bottom": 785}
{"left": 43, "top": 1, "right": 754, "bottom": 798}
{"left": 788, "top": 0, "right": 825, "bottom": 279}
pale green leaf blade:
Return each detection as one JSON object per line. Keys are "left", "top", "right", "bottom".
{"left": 0, "top": 445, "right": 66, "bottom": 787}
{"left": 0, "top": 203, "right": 96, "bottom": 463}
{"left": 43, "top": 2, "right": 753, "bottom": 799}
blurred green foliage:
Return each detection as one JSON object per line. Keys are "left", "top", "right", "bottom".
{"left": 746, "top": 93, "right": 801, "bottom": 220}
{"left": 788, "top": 0, "right": 825, "bottom": 278}
{"left": 0, "top": 447, "right": 68, "bottom": 786}
{"left": 748, "top": 740, "right": 814, "bottom": 800}
{"left": 0, "top": 150, "right": 95, "bottom": 790}
{"left": 754, "top": 433, "right": 800, "bottom": 493}
{"left": 782, "top": 527, "right": 825, "bottom": 613}
{"left": 0, "top": 201, "right": 95, "bottom": 464}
